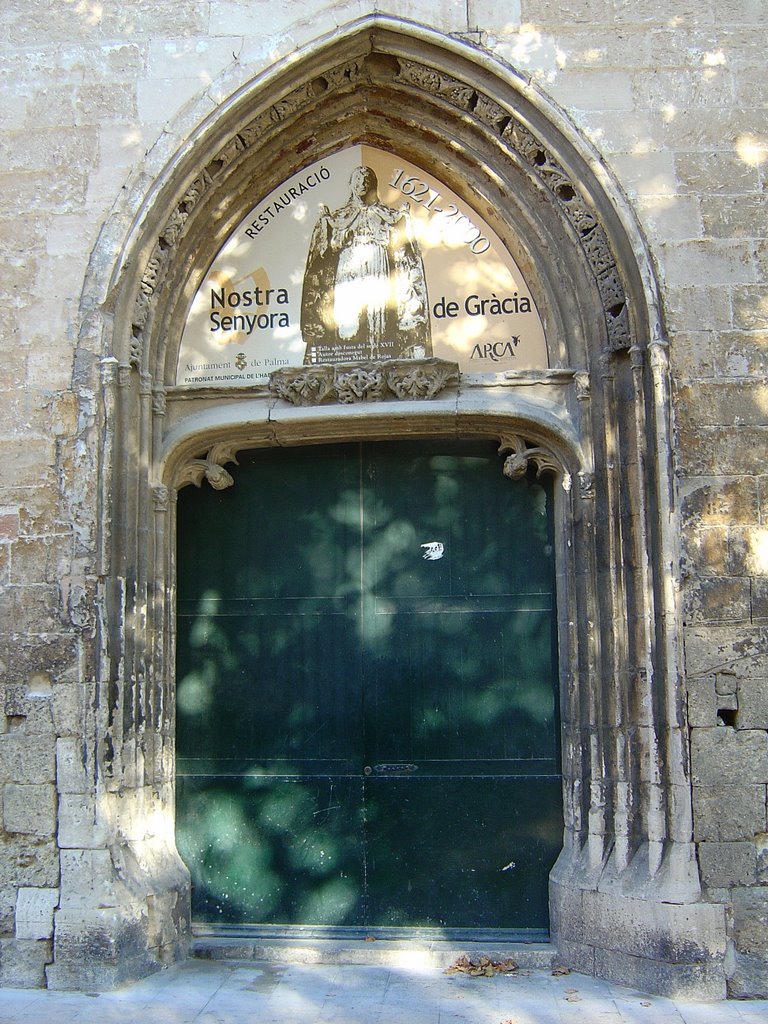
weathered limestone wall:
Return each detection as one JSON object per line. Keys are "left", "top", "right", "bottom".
{"left": 0, "top": 0, "right": 765, "bottom": 996}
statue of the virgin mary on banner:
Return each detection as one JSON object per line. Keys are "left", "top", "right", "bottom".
{"left": 301, "top": 165, "right": 432, "bottom": 364}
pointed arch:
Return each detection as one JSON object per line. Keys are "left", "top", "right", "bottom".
{"left": 64, "top": 16, "right": 725, "bottom": 996}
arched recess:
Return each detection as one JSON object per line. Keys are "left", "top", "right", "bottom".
{"left": 62, "top": 15, "right": 727, "bottom": 997}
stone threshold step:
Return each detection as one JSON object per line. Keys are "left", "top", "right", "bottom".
{"left": 192, "top": 933, "right": 557, "bottom": 970}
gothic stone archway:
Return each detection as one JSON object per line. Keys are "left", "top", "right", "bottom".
{"left": 61, "top": 17, "right": 726, "bottom": 997}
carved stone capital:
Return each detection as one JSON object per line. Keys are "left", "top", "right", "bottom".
{"left": 152, "top": 386, "right": 167, "bottom": 416}
{"left": 498, "top": 433, "right": 560, "bottom": 480}
{"left": 177, "top": 441, "right": 240, "bottom": 491}
{"left": 648, "top": 339, "right": 669, "bottom": 371}
{"left": 629, "top": 344, "right": 645, "bottom": 370}
{"left": 269, "top": 359, "right": 459, "bottom": 406}
{"left": 151, "top": 485, "right": 170, "bottom": 512}
{"left": 578, "top": 470, "right": 595, "bottom": 500}
{"left": 100, "top": 357, "right": 119, "bottom": 386}
{"left": 574, "top": 372, "right": 591, "bottom": 402}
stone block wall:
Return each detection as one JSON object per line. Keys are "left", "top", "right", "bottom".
{"left": 0, "top": 0, "right": 765, "bottom": 996}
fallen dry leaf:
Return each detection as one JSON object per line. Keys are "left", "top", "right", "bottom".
{"left": 551, "top": 964, "right": 571, "bottom": 976}
{"left": 446, "top": 955, "right": 519, "bottom": 977}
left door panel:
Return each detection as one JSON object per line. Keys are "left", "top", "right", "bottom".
{"left": 176, "top": 446, "right": 366, "bottom": 925}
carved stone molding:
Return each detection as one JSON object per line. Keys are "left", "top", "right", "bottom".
{"left": 129, "top": 333, "right": 143, "bottom": 369}
{"left": 498, "top": 433, "right": 561, "bottom": 481}
{"left": 177, "top": 441, "right": 240, "bottom": 490}
{"left": 269, "top": 358, "right": 459, "bottom": 406}
{"left": 269, "top": 366, "right": 335, "bottom": 406}
{"left": 335, "top": 364, "right": 387, "bottom": 404}
{"left": 385, "top": 360, "right": 459, "bottom": 399}
{"left": 129, "top": 41, "right": 633, "bottom": 369}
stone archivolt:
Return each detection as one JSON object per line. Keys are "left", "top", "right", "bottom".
{"left": 130, "top": 48, "right": 630, "bottom": 373}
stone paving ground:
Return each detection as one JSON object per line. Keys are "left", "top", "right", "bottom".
{"left": 1, "top": 960, "right": 768, "bottom": 1024}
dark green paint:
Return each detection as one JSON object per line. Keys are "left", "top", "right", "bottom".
{"left": 176, "top": 441, "right": 562, "bottom": 932}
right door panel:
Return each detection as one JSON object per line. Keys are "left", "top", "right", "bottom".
{"left": 360, "top": 444, "right": 561, "bottom": 929}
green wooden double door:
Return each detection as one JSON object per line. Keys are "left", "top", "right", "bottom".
{"left": 176, "top": 441, "right": 562, "bottom": 934}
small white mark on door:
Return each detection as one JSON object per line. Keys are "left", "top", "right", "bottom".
{"left": 421, "top": 541, "right": 444, "bottom": 560}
